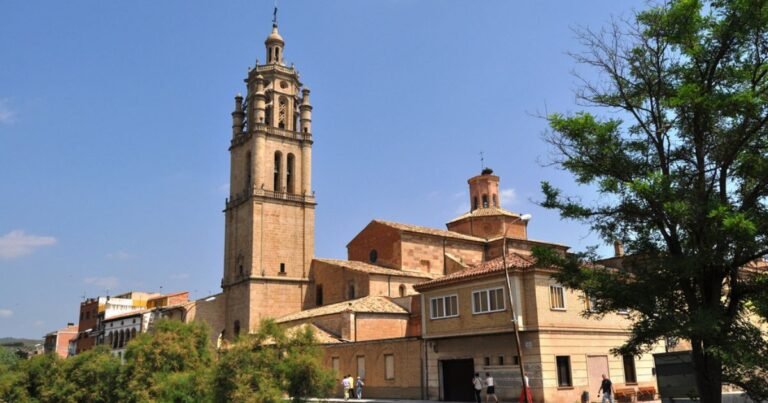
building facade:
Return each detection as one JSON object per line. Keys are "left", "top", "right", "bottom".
{"left": 180, "top": 18, "right": 665, "bottom": 403}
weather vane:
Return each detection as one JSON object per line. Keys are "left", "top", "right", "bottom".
{"left": 480, "top": 151, "right": 485, "bottom": 170}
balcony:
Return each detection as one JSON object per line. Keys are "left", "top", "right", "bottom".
{"left": 226, "top": 185, "right": 316, "bottom": 210}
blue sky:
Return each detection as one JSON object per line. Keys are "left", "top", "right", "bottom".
{"left": 0, "top": 1, "right": 646, "bottom": 338}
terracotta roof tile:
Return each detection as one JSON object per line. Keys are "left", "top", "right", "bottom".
{"left": 446, "top": 207, "right": 522, "bottom": 224}
{"left": 284, "top": 323, "right": 343, "bottom": 344}
{"left": 275, "top": 295, "right": 409, "bottom": 323}
{"left": 314, "top": 258, "right": 440, "bottom": 279}
{"left": 373, "top": 219, "right": 486, "bottom": 242}
{"left": 414, "top": 252, "right": 536, "bottom": 291}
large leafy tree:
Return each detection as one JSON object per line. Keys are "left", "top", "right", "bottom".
{"left": 121, "top": 319, "right": 214, "bottom": 402}
{"left": 213, "top": 320, "right": 334, "bottom": 403}
{"left": 538, "top": 0, "right": 768, "bottom": 401}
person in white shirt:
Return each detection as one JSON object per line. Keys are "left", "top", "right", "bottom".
{"left": 485, "top": 372, "right": 498, "bottom": 403}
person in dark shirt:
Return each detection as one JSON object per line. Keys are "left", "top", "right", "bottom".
{"left": 597, "top": 374, "right": 615, "bottom": 403}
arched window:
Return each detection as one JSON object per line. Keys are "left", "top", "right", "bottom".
{"left": 119, "top": 330, "right": 125, "bottom": 348}
{"left": 275, "top": 47, "right": 280, "bottom": 63}
{"left": 245, "top": 151, "right": 252, "bottom": 190}
{"left": 273, "top": 151, "right": 282, "bottom": 191}
{"left": 369, "top": 249, "right": 378, "bottom": 263}
{"left": 234, "top": 320, "right": 241, "bottom": 338}
{"left": 131, "top": 328, "right": 137, "bottom": 340}
{"left": 108, "top": 332, "right": 114, "bottom": 348}
{"left": 473, "top": 196, "right": 478, "bottom": 210}
{"left": 286, "top": 153, "right": 295, "bottom": 194}
{"left": 492, "top": 194, "right": 498, "bottom": 207}
{"left": 399, "top": 284, "right": 407, "bottom": 297}
{"left": 482, "top": 194, "right": 489, "bottom": 208}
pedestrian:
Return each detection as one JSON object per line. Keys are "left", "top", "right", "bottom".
{"left": 472, "top": 372, "right": 483, "bottom": 403}
{"left": 342, "top": 374, "right": 352, "bottom": 400}
{"left": 597, "top": 374, "right": 615, "bottom": 403}
{"left": 485, "top": 372, "right": 498, "bottom": 403}
{"left": 356, "top": 376, "right": 365, "bottom": 399}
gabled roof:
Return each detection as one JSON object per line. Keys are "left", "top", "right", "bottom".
{"left": 414, "top": 252, "right": 536, "bottom": 291}
{"left": 275, "top": 295, "right": 409, "bottom": 323}
{"left": 371, "top": 219, "right": 486, "bottom": 242}
{"left": 314, "top": 258, "right": 440, "bottom": 279}
{"left": 446, "top": 206, "right": 522, "bottom": 224}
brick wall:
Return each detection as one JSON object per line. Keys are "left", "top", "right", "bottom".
{"left": 347, "top": 222, "right": 402, "bottom": 269}
{"left": 323, "top": 338, "right": 423, "bottom": 399}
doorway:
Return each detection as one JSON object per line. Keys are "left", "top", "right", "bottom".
{"left": 441, "top": 359, "right": 475, "bottom": 402}
{"left": 587, "top": 355, "right": 610, "bottom": 395}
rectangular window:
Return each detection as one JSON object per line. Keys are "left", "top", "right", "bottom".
{"left": 623, "top": 355, "right": 637, "bottom": 383}
{"left": 472, "top": 287, "right": 506, "bottom": 314}
{"left": 550, "top": 285, "right": 566, "bottom": 310}
{"left": 585, "top": 293, "right": 598, "bottom": 312}
{"left": 356, "top": 355, "right": 365, "bottom": 378}
{"left": 498, "top": 355, "right": 504, "bottom": 365}
{"left": 556, "top": 356, "right": 572, "bottom": 387}
{"left": 484, "top": 356, "right": 490, "bottom": 366}
{"left": 331, "top": 357, "right": 340, "bottom": 373}
{"left": 384, "top": 354, "right": 395, "bottom": 380}
{"left": 430, "top": 295, "right": 459, "bottom": 319}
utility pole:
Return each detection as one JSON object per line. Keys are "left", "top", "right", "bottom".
{"left": 502, "top": 214, "right": 532, "bottom": 403}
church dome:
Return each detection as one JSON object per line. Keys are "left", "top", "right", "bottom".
{"left": 265, "top": 25, "right": 284, "bottom": 44}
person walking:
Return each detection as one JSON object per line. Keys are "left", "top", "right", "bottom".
{"left": 597, "top": 374, "right": 615, "bottom": 403}
{"left": 341, "top": 375, "right": 352, "bottom": 400}
{"left": 472, "top": 373, "right": 483, "bottom": 403}
{"left": 485, "top": 372, "right": 498, "bottom": 403}
{"left": 355, "top": 376, "right": 365, "bottom": 399}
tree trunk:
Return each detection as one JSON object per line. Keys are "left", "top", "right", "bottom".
{"left": 691, "top": 338, "right": 723, "bottom": 403}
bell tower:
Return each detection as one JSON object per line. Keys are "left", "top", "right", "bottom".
{"left": 222, "top": 17, "right": 315, "bottom": 338}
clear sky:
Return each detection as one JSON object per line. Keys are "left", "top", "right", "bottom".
{"left": 0, "top": 0, "right": 646, "bottom": 339}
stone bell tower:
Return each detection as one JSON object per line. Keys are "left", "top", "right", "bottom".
{"left": 222, "top": 18, "right": 315, "bottom": 338}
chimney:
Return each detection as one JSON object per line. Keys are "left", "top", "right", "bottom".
{"left": 613, "top": 240, "right": 625, "bottom": 257}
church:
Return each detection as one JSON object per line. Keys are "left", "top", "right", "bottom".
{"left": 185, "top": 18, "right": 663, "bottom": 403}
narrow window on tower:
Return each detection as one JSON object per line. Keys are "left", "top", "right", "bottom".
{"left": 482, "top": 194, "right": 489, "bottom": 208}
{"left": 278, "top": 97, "right": 287, "bottom": 129}
{"left": 245, "top": 151, "right": 252, "bottom": 191}
{"left": 286, "top": 153, "right": 295, "bottom": 194}
{"left": 473, "top": 196, "right": 479, "bottom": 211}
{"left": 279, "top": 263, "right": 286, "bottom": 274}
{"left": 274, "top": 151, "right": 282, "bottom": 191}
{"left": 316, "top": 285, "right": 323, "bottom": 306}
{"left": 275, "top": 47, "right": 280, "bottom": 63}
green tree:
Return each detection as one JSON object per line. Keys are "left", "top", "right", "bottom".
{"left": 213, "top": 320, "right": 334, "bottom": 403}
{"left": 0, "top": 346, "right": 18, "bottom": 368}
{"left": 49, "top": 346, "right": 122, "bottom": 403}
{"left": 538, "top": 0, "right": 768, "bottom": 401}
{"left": 121, "top": 319, "right": 214, "bottom": 402}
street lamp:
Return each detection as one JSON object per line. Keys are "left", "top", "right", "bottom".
{"left": 501, "top": 213, "right": 532, "bottom": 403}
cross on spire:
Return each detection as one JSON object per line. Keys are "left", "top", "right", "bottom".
{"left": 272, "top": 1, "right": 278, "bottom": 27}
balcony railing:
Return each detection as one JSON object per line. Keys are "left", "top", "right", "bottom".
{"left": 226, "top": 185, "right": 316, "bottom": 209}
